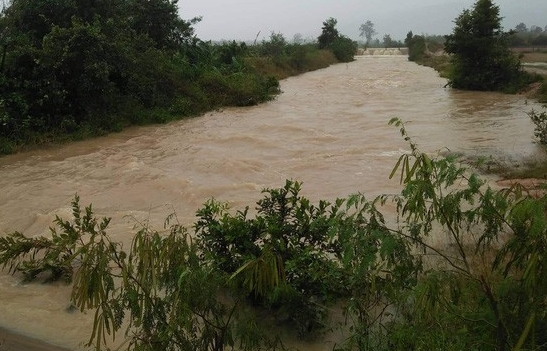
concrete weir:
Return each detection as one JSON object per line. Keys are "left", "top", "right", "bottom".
{"left": 356, "top": 47, "right": 408, "bottom": 56}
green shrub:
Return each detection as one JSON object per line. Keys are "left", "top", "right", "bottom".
{"left": 329, "top": 36, "right": 357, "bottom": 62}
{"left": 407, "top": 35, "right": 426, "bottom": 62}
{"left": 194, "top": 180, "right": 349, "bottom": 335}
{"left": 6, "top": 121, "right": 547, "bottom": 351}
{"left": 529, "top": 109, "right": 547, "bottom": 144}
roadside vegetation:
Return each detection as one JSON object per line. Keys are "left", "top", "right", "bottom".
{"left": 0, "top": 1, "right": 355, "bottom": 155}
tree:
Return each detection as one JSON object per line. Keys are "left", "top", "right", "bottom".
{"left": 316, "top": 17, "right": 355, "bottom": 61}
{"left": 292, "top": 33, "right": 303, "bottom": 44}
{"left": 444, "top": 0, "right": 524, "bottom": 91}
{"left": 531, "top": 34, "right": 547, "bottom": 46}
{"left": 382, "top": 34, "right": 395, "bottom": 48}
{"left": 404, "top": 31, "right": 413, "bottom": 47}
{"left": 317, "top": 17, "right": 339, "bottom": 49}
{"left": 261, "top": 31, "right": 287, "bottom": 59}
{"left": 406, "top": 33, "right": 426, "bottom": 62}
{"left": 515, "top": 22, "right": 528, "bottom": 33}
{"left": 530, "top": 25, "right": 543, "bottom": 34}
{"left": 359, "top": 20, "right": 376, "bottom": 46}
{"left": 126, "top": 0, "right": 200, "bottom": 50}
{"left": 0, "top": 0, "right": 197, "bottom": 136}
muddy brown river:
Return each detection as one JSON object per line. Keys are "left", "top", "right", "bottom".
{"left": 0, "top": 56, "right": 544, "bottom": 350}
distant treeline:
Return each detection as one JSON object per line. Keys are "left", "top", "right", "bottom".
{"left": 510, "top": 23, "right": 547, "bottom": 47}
{"left": 0, "top": 1, "right": 356, "bottom": 154}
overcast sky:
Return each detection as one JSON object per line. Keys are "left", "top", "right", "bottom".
{"left": 178, "top": 1, "right": 547, "bottom": 42}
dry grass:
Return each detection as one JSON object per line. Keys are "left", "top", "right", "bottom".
{"left": 245, "top": 50, "right": 338, "bottom": 80}
{"left": 521, "top": 52, "right": 547, "bottom": 63}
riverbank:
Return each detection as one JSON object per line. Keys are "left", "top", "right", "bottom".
{"left": 0, "top": 327, "right": 72, "bottom": 351}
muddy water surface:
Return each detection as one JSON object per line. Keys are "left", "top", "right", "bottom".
{"left": 0, "top": 56, "right": 544, "bottom": 349}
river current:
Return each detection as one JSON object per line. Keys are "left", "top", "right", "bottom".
{"left": 0, "top": 56, "right": 544, "bottom": 349}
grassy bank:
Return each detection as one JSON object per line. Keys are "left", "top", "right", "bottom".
{"left": 406, "top": 38, "right": 547, "bottom": 180}
{"left": 0, "top": 42, "right": 342, "bottom": 155}
{"left": 0, "top": 1, "right": 356, "bottom": 156}
{"left": 411, "top": 44, "right": 547, "bottom": 102}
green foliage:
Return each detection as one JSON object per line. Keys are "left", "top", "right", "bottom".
{"left": 405, "top": 33, "right": 450, "bottom": 77}
{"left": 382, "top": 117, "right": 547, "bottom": 351}
{"left": 6, "top": 119, "right": 547, "bottom": 350}
{"left": 316, "top": 18, "right": 355, "bottom": 62}
{"left": 194, "top": 180, "right": 348, "bottom": 335}
{"left": 406, "top": 33, "right": 426, "bottom": 62}
{"left": 195, "top": 179, "right": 417, "bottom": 338}
{"left": 329, "top": 36, "right": 357, "bottom": 63}
{"left": 0, "top": 0, "right": 197, "bottom": 143}
{"left": 0, "top": 195, "right": 110, "bottom": 282}
{"left": 260, "top": 32, "right": 287, "bottom": 63}
{"left": 126, "top": 0, "right": 200, "bottom": 50}
{"left": 0, "top": 196, "right": 278, "bottom": 351}
{"left": 0, "top": 0, "right": 292, "bottom": 154}
{"left": 359, "top": 20, "right": 376, "bottom": 46}
{"left": 444, "top": 0, "right": 530, "bottom": 92}
{"left": 246, "top": 44, "right": 338, "bottom": 80}
{"left": 529, "top": 109, "right": 547, "bottom": 145}
{"left": 318, "top": 17, "right": 339, "bottom": 50}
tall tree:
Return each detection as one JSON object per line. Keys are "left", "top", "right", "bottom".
{"left": 444, "top": 0, "right": 523, "bottom": 91}
{"left": 404, "top": 31, "right": 413, "bottom": 47}
{"left": 127, "top": 0, "right": 199, "bottom": 50}
{"left": 359, "top": 20, "right": 376, "bottom": 46}
{"left": 317, "top": 17, "right": 339, "bottom": 49}
{"left": 383, "top": 34, "right": 395, "bottom": 48}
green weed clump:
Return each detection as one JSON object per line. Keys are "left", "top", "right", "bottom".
{"left": 529, "top": 109, "right": 547, "bottom": 144}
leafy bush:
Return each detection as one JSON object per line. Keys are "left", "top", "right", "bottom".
{"left": 529, "top": 109, "right": 547, "bottom": 145}
{"left": 406, "top": 34, "right": 426, "bottom": 62}
{"left": 5, "top": 121, "right": 547, "bottom": 350}
{"left": 374, "top": 118, "right": 547, "bottom": 351}
{"left": 329, "top": 36, "right": 357, "bottom": 62}
{"left": 317, "top": 18, "right": 356, "bottom": 63}
{"left": 195, "top": 180, "right": 349, "bottom": 335}
{"left": 0, "top": 196, "right": 278, "bottom": 351}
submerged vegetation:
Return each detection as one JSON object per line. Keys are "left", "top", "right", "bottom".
{"left": 0, "top": 0, "right": 355, "bottom": 155}
{"left": 2, "top": 121, "right": 547, "bottom": 351}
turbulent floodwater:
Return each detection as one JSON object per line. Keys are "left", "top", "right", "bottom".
{"left": 0, "top": 56, "right": 544, "bottom": 349}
